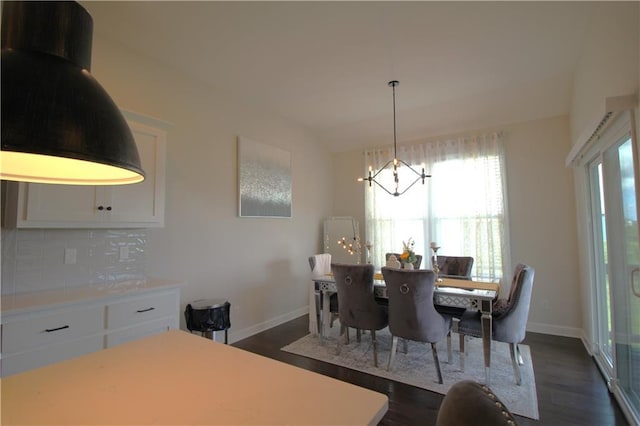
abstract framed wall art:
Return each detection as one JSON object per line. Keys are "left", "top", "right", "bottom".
{"left": 238, "top": 136, "right": 292, "bottom": 218}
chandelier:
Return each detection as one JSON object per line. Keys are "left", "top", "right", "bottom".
{"left": 358, "top": 80, "right": 430, "bottom": 196}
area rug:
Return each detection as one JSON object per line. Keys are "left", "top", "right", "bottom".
{"left": 282, "top": 324, "right": 539, "bottom": 420}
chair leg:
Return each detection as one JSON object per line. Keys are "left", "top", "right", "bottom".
{"left": 388, "top": 336, "right": 398, "bottom": 371}
{"left": 447, "top": 331, "right": 452, "bottom": 364}
{"left": 516, "top": 344, "right": 524, "bottom": 365}
{"left": 345, "top": 327, "right": 350, "bottom": 344}
{"left": 509, "top": 343, "right": 522, "bottom": 385}
{"left": 330, "top": 313, "right": 337, "bottom": 328}
{"left": 431, "top": 342, "right": 443, "bottom": 384}
{"left": 356, "top": 328, "right": 361, "bottom": 343}
{"left": 371, "top": 330, "right": 379, "bottom": 367}
{"left": 459, "top": 333, "right": 465, "bottom": 372}
{"left": 337, "top": 324, "right": 346, "bottom": 355}
{"left": 402, "top": 338, "right": 408, "bottom": 354}
{"left": 314, "top": 292, "right": 322, "bottom": 337}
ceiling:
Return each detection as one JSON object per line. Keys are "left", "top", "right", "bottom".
{"left": 81, "top": 1, "right": 595, "bottom": 152}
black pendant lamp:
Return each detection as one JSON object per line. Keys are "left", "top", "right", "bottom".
{"left": 1, "top": 1, "right": 144, "bottom": 185}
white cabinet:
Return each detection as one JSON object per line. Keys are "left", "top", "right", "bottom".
{"left": 105, "top": 290, "right": 179, "bottom": 348}
{"left": 1, "top": 281, "right": 182, "bottom": 377}
{"left": 2, "top": 111, "right": 168, "bottom": 228}
{"left": 106, "top": 317, "right": 177, "bottom": 348}
{"left": 1, "top": 303, "right": 106, "bottom": 377}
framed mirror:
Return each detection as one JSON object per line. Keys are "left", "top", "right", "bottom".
{"left": 324, "top": 216, "right": 361, "bottom": 264}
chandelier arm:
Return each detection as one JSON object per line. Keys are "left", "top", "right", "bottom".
{"left": 395, "top": 176, "right": 425, "bottom": 196}
{"left": 370, "top": 159, "right": 395, "bottom": 180}
{"left": 371, "top": 178, "right": 400, "bottom": 196}
{"left": 395, "top": 158, "right": 432, "bottom": 178}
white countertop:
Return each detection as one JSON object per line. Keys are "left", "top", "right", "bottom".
{"left": 1, "top": 330, "right": 388, "bottom": 425}
{"left": 1, "top": 278, "right": 186, "bottom": 317}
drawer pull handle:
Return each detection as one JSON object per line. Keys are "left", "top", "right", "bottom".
{"left": 137, "top": 307, "right": 155, "bottom": 313}
{"left": 44, "top": 325, "right": 70, "bottom": 333}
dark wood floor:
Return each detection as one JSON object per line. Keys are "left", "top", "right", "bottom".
{"left": 233, "top": 315, "right": 629, "bottom": 426}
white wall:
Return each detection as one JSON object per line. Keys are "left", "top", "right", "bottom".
{"left": 570, "top": 2, "right": 639, "bottom": 143}
{"left": 91, "top": 37, "right": 335, "bottom": 341}
{"left": 0, "top": 35, "right": 334, "bottom": 343}
{"left": 569, "top": 2, "right": 639, "bottom": 349}
{"left": 331, "top": 115, "right": 582, "bottom": 336}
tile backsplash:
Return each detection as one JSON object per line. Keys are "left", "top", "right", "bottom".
{"left": 1, "top": 228, "right": 147, "bottom": 296}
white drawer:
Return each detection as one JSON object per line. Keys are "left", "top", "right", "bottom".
{"left": 2, "top": 305, "right": 104, "bottom": 355}
{"left": 105, "top": 316, "right": 177, "bottom": 348}
{"left": 1, "top": 335, "right": 104, "bottom": 377}
{"left": 106, "top": 291, "right": 177, "bottom": 330}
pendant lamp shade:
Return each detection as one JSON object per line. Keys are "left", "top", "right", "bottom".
{"left": 1, "top": 1, "right": 144, "bottom": 185}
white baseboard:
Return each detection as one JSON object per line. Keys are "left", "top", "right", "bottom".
{"left": 225, "top": 306, "right": 309, "bottom": 345}
{"left": 580, "top": 331, "right": 595, "bottom": 356}
{"left": 527, "top": 321, "right": 582, "bottom": 338}
{"left": 212, "top": 314, "right": 585, "bottom": 345}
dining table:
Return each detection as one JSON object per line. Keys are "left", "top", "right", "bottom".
{"left": 312, "top": 272, "right": 499, "bottom": 384}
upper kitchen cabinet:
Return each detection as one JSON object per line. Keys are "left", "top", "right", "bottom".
{"left": 2, "top": 111, "right": 168, "bottom": 228}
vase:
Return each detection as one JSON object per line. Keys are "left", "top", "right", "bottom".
{"left": 403, "top": 262, "right": 414, "bottom": 270}
{"left": 431, "top": 245, "right": 441, "bottom": 280}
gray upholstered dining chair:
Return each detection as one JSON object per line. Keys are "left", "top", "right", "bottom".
{"left": 436, "top": 255, "right": 474, "bottom": 279}
{"left": 308, "top": 254, "right": 339, "bottom": 334}
{"left": 385, "top": 252, "right": 423, "bottom": 269}
{"left": 458, "top": 263, "right": 535, "bottom": 385}
{"left": 434, "top": 256, "right": 474, "bottom": 319}
{"left": 331, "top": 262, "right": 388, "bottom": 367}
{"left": 381, "top": 267, "right": 453, "bottom": 384}
{"left": 436, "top": 380, "right": 519, "bottom": 425}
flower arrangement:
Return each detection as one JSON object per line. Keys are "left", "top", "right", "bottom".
{"left": 400, "top": 237, "right": 417, "bottom": 265}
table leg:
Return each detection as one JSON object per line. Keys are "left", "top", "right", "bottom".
{"left": 322, "top": 290, "right": 331, "bottom": 338}
{"left": 480, "top": 298, "right": 492, "bottom": 385}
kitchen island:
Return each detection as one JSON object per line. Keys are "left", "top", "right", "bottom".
{"left": 1, "top": 329, "right": 388, "bottom": 425}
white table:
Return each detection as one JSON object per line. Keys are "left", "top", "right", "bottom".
{"left": 1, "top": 330, "right": 388, "bottom": 425}
{"left": 312, "top": 274, "right": 498, "bottom": 384}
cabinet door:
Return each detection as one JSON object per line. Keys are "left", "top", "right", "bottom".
{"left": 1, "top": 303, "right": 106, "bottom": 377}
{"left": 105, "top": 120, "right": 166, "bottom": 226}
{"left": 105, "top": 290, "right": 178, "bottom": 330}
{"left": 2, "top": 304, "right": 104, "bottom": 355}
{"left": 105, "top": 289, "right": 180, "bottom": 348}
{"left": 105, "top": 317, "right": 177, "bottom": 348}
{"left": 20, "top": 183, "right": 102, "bottom": 224}
{"left": 1, "top": 336, "right": 104, "bottom": 377}
{"left": 3, "top": 111, "right": 167, "bottom": 228}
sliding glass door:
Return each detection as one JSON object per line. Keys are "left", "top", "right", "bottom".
{"left": 607, "top": 134, "right": 640, "bottom": 420}
{"left": 589, "top": 160, "right": 614, "bottom": 371}
{"left": 588, "top": 111, "right": 640, "bottom": 423}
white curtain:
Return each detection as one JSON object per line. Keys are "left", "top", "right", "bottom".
{"left": 364, "top": 132, "right": 511, "bottom": 285}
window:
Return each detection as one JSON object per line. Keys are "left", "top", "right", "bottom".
{"left": 364, "top": 133, "right": 509, "bottom": 283}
